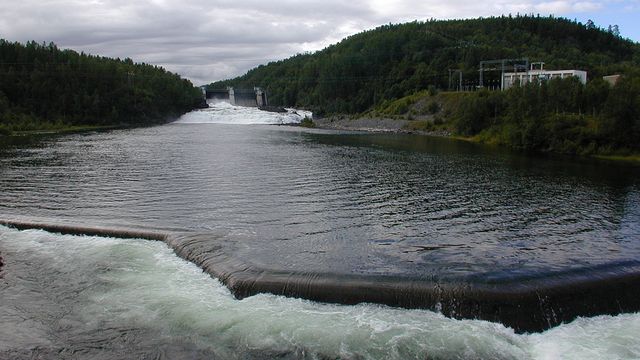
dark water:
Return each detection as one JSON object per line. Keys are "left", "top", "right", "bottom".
{"left": 0, "top": 122, "right": 639, "bottom": 283}
{"left": 2, "top": 109, "right": 640, "bottom": 358}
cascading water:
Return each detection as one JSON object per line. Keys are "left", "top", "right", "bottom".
{"left": 1, "top": 226, "right": 639, "bottom": 359}
{"left": 177, "top": 101, "right": 313, "bottom": 125}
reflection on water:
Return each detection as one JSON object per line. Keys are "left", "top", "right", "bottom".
{"left": 0, "top": 123, "right": 639, "bottom": 282}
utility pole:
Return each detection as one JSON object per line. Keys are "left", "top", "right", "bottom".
{"left": 448, "top": 69, "right": 463, "bottom": 91}
{"left": 479, "top": 58, "right": 529, "bottom": 90}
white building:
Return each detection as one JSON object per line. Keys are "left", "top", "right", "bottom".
{"left": 502, "top": 66, "right": 587, "bottom": 90}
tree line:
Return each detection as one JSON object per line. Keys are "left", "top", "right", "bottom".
{"left": 451, "top": 74, "right": 640, "bottom": 155}
{"left": 209, "top": 15, "right": 640, "bottom": 116}
{"left": 0, "top": 40, "right": 204, "bottom": 134}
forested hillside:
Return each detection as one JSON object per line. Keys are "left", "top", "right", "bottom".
{"left": 0, "top": 40, "right": 204, "bottom": 134}
{"left": 451, "top": 73, "right": 640, "bottom": 155}
{"left": 209, "top": 16, "right": 640, "bottom": 115}
{"left": 371, "top": 74, "right": 640, "bottom": 155}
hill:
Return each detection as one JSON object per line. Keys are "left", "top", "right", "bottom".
{"left": 209, "top": 15, "right": 639, "bottom": 115}
{"left": 210, "top": 16, "right": 640, "bottom": 157}
{"left": 0, "top": 40, "right": 204, "bottom": 134}
{"left": 367, "top": 77, "right": 640, "bottom": 156}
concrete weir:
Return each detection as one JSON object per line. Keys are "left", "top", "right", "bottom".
{"left": 2, "top": 218, "right": 640, "bottom": 334}
{"left": 205, "top": 87, "right": 267, "bottom": 107}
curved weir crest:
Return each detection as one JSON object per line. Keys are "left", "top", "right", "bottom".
{"left": 2, "top": 218, "right": 640, "bottom": 334}
{"left": 8, "top": 225, "right": 639, "bottom": 359}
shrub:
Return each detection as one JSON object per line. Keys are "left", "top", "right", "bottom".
{"left": 299, "top": 117, "right": 316, "bottom": 128}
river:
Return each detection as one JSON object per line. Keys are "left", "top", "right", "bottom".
{"left": 0, "top": 102, "right": 639, "bottom": 359}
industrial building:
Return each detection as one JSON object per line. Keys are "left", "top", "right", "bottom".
{"left": 502, "top": 63, "right": 587, "bottom": 90}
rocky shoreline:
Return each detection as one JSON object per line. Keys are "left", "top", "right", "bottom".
{"left": 310, "top": 116, "right": 640, "bottom": 164}
{"left": 313, "top": 116, "right": 452, "bottom": 137}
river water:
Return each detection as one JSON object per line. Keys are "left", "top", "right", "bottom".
{"left": 1, "top": 103, "right": 639, "bottom": 358}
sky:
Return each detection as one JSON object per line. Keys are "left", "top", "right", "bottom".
{"left": 1, "top": 0, "right": 639, "bottom": 85}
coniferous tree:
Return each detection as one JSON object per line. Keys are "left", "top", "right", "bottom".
{"left": 0, "top": 40, "right": 204, "bottom": 133}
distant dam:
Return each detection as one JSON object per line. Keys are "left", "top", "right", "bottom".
{"left": 204, "top": 87, "right": 267, "bottom": 107}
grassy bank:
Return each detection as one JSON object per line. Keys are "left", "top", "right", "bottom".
{"left": 11, "top": 125, "right": 123, "bottom": 136}
{"left": 348, "top": 77, "right": 640, "bottom": 162}
{"left": 312, "top": 90, "right": 638, "bottom": 164}
{"left": 591, "top": 154, "right": 640, "bottom": 163}
{"left": 0, "top": 120, "right": 124, "bottom": 136}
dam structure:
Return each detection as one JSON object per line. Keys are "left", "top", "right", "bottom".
{"left": 2, "top": 217, "right": 640, "bottom": 334}
{"left": 204, "top": 87, "right": 268, "bottom": 107}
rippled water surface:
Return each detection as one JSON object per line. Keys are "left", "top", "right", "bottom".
{"left": 1, "top": 113, "right": 639, "bottom": 282}
{"left": 1, "top": 104, "right": 640, "bottom": 358}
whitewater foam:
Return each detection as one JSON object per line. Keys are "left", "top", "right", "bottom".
{"left": 176, "top": 101, "right": 312, "bottom": 125}
{"left": 1, "top": 226, "right": 638, "bottom": 359}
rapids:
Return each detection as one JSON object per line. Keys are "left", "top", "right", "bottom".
{"left": 1, "top": 226, "right": 639, "bottom": 359}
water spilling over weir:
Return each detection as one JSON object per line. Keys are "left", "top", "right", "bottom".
{"left": 1, "top": 103, "right": 639, "bottom": 358}
{"left": 179, "top": 100, "right": 312, "bottom": 125}
{"left": 2, "top": 217, "right": 640, "bottom": 334}
{"left": 1, "top": 224, "right": 639, "bottom": 359}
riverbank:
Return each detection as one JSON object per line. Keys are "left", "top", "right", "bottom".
{"left": 10, "top": 124, "right": 123, "bottom": 136}
{"left": 1, "top": 114, "right": 183, "bottom": 137}
{"left": 313, "top": 116, "right": 452, "bottom": 137}
{"left": 313, "top": 115, "right": 640, "bottom": 164}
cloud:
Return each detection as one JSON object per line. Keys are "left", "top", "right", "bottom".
{"left": 0, "top": 0, "right": 620, "bottom": 84}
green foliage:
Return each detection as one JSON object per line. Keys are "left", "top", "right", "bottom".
{"left": 209, "top": 15, "right": 639, "bottom": 115}
{"left": 374, "top": 90, "right": 430, "bottom": 116}
{"left": 0, "top": 40, "right": 203, "bottom": 131}
{"left": 454, "top": 90, "right": 505, "bottom": 135}
{"left": 451, "top": 75, "right": 640, "bottom": 155}
{"left": 426, "top": 101, "right": 440, "bottom": 115}
{"left": 404, "top": 120, "right": 435, "bottom": 132}
{"left": 601, "top": 74, "right": 640, "bottom": 146}
{"left": 299, "top": 117, "right": 316, "bottom": 128}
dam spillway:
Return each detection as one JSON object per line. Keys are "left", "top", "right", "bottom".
{"left": 1, "top": 217, "right": 640, "bottom": 333}
{"left": 6, "top": 224, "right": 639, "bottom": 359}
{"left": 204, "top": 86, "right": 267, "bottom": 107}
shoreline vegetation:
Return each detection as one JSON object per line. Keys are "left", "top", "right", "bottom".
{"left": 310, "top": 83, "right": 640, "bottom": 163}
{"left": 0, "top": 39, "right": 205, "bottom": 137}
{"left": 312, "top": 116, "right": 640, "bottom": 164}
{"left": 3, "top": 124, "right": 123, "bottom": 136}
{"left": 210, "top": 15, "right": 639, "bottom": 162}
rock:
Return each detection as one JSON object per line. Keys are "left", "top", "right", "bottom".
{"left": 194, "top": 99, "right": 209, "bottom": 109}
{"left": 259, "top": 106, "right": 287, "bottom": 113}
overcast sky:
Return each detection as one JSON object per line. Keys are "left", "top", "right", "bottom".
{"left": 1, "top": 0, "right": 638, "bottom": 85}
